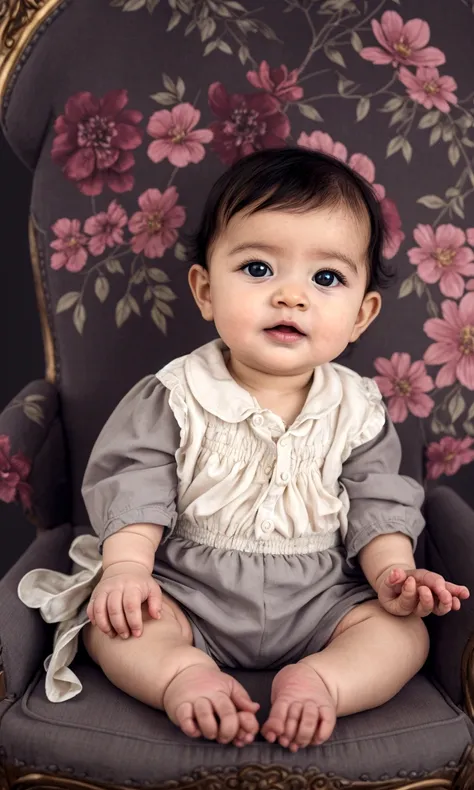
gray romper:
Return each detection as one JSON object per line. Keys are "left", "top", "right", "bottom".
{"left": 82, "top": 339, "right": 425, "bottom": 670}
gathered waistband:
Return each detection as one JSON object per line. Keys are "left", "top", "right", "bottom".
{"left": 173, "top": 521, "right": 341, "bottom": 555}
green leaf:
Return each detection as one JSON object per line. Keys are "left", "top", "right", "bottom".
{"left": 356, "top": 97, "right": 370, "bottom": 122}
{"left": 238, "top": 44, "right": 249, "bottom": 65}
{"left": 146, "top": 0, "right": 159, "bottom": 10}
{"left": 144, "top": 287, "right": 153, "bottom": 303}
{"left": 226, "top": 0, "right": 246, "bottom": 9}
{"left": 95, "top": 276, "right": 110, "bottom": 303}
{"left": 468, "top": 402, "right": 474, "bottom": 421}
{"left": 351, "top": 30, "right": 363, "bottom": 52}
{"left": 386, "top": 136, "right": 404, "bottom": 157}
{"left": 463, "top": 136, "right": 474, "bottom": 148}
{"left": 23, "top": 404, "right": 44, "bottom": 426}
{"left": 402, "top": 139, "right": 412, "bottom": 163}
{"left": 325, "top": 48, "right": 346, "bottom": 68}
{"left": 337, "top": 76, "right": 355, "bottom": 95}
{"left": 106, "top": 258, "right": 124, "bottom": 274}
{"left": 200, "top": 16, "right": 216, "bottom": 41}
{"left": 151, "top": 304, "right": 167, "bottom": 333}
{"left": 24, "top": 394, "right": 46, "bottom": 403}
{"left": 429, "top": 125, "right": 442, "bottom": 146}
{"left": 448, "top": 142, "right": 460, "bottom": 166}
{"left": 427, "top": 299, "right": 439, "bottom": 318}
{"left": 73, "top": 303, "right": 86, "bottom": 335}
{"left": 167, "top": 10, "right": 181, "bottom": 29}
{"left": 398, "top": 275, "right": 414, "bottom": 298}
{"left": 148, "top": 267, "right": 169, "bottom": 283}
{"left": 417, "top": 195, "right": 446, "bottom": 209}
{"left": 123, "top": 0, "right": 146, "bottom": 9}
{"left": 448, "top": 392, "right": 466, "bottom": 423}
{"left": 446, "top": 187, "right": 460, "bottom": 198}
{"left": 155, "top": 299, "right": 174, "bottom": 317}
{"left": 442, "top": 125, "right": 453, "bottom": 142}
{"left": 452, "top": 197, "right": 465, "bottom": 219}
{"left": 203, "top": 41, "right": 217, "bottom": 56}
{"left": 414, "top": 275, "right": 424, "bottom": 297}
{"left": 184, "top": 20, "right": 196, "bottom": 35}
{"left": 418, "top": 110, "right": 440, "bottom": 129}
{"left": 431, "top": 417, "right": 443, "bottom": 435}
{"left": 152, "top": 285, "right": 176, "bottom": 301}
{"left": 215, "top": 4, "right": 231, "bottom": 16}
{"left": 463, "top": 421, "right": 474, "bottom": 437}
{"left": 298, "top": 103, "right": 323, "bottom": 122}
{"left": 56, "top": 291, "right": 80, "bottom": 313}
{"left": 150, "top": 91, "right": 175, "bottom": 105}
{"left": 217, "top": 40, "right": 232, "bottom": 54}
{"left": 380, "top": 96, "right": 404, "bottom": 113}
{"left": 129, "top": 295, "right": 141, "bottom": 315}
{"left": 131, "top": 268, "right": 146, "bottom": 284}
{"left": 176, "top": 77, "right": 185, "bottom": 100}
{"left": 174, "top": 242, "right": 187, "bottom": 261}
{"left": 389, "top": 106, "right": 407, "bottom": 126}
{"left": 115, "top": 297, "right": 131, "bottom": 328}
{"left": 162, "top": 73, "right": 175, "bottom": 92}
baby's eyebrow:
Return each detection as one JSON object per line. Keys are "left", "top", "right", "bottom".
{"left": 228, "top": 242, "right": 360, "bottom": 276}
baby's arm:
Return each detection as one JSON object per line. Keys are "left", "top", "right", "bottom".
{"left": 87, "top": 523, "right": 164, "bottom": 638}
{"left": 359, "top": 532, "right": 469, "bottom": 617}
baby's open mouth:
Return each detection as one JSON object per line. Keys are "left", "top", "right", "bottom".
{"left": 264, "top": 324, "right": 306, "bottom": 340}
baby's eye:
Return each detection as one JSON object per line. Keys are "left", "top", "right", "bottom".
{"left": 312, "top": 270, "right": 343, "bottom": 288}
{"left": 242, "top": 261, "right": 273, "bottom": 278}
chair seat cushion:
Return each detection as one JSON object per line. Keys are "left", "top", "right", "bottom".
{"left": 1, "top": 659, "right": 472, "bottom": 785}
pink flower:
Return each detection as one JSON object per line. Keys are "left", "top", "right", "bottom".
{"left": 297, "top": 131, "right": 404, "bottom": 258}
{"left": 129, "top": 187, "right": 185, "bottom": 258}
{"left": 467, "top": 228, "right": 474, "bottom": 247}
{"left": 147, "top": 103, "right": 213, "bottom": 168}
{"left": 360, "top": 11, "right": 445, "bottom": 68}
{"left": 399, "top": 67, "right": 457, "bottom": 112}
{"left": 374, "top": 353, "right": 434, "bottom": 423}
{"left": 0, "top": 435, "right": 32, "bottom": 510}
{"left": 408, "top": 225, "right": 474, "bottom": 299}
{"left": 424, "top": 292, "right": 474, "bottom": 389}
{"left": 51, "top": 90, "right": 143, "bottom": 196}
{"left": 50, "top": 219, "right": 88, "bottom": 272}
{"left": 84, "top": 200, "right": 128, "bottom": 256}
{"left": 426, "top": 436, "right": 474, "bottom": 480}
{"left": 246, "top": 61, "right": 303, "bottom": 103}
{"left": 208, "top": 82, "right": 290, "bottom": 166}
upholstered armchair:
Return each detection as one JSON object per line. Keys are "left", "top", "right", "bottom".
{"left": 2, "top": 1, "right": 474, "bottom": 788}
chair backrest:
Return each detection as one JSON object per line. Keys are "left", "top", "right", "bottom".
{"left": 2, "top": 0, "right": 473, "bottom": 525}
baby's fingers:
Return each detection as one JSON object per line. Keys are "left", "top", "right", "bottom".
{"left": 92, "top": 592, "right": 116, "bottom": 637}
{"left": 147, "top": 581, "right": 163, "bottom": 620}
{"left": 396, "top": 576, "right": 419, "bottom": 614}
{"left": 445, "top": 582, "right": 470, "bottom": 600}
{"left": 123, "top": 586, "right": 144, "bottom": 637}
{"left": 414, "top": 586, "right": 434, "bottom": 617}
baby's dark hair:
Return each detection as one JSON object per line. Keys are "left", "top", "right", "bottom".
{"left": 187, "top": 147, "right": 393, "bottom": 292}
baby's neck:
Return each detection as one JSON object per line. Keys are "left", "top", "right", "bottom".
{"left": 227, "top": 356, "right": 313, "bottom": 427}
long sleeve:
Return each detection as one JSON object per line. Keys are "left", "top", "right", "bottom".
{"left": 340, "top": 412, "right": 425, "bottom": 563}
{"left": 82, "top": 376, "right": 180, "bottom": 549}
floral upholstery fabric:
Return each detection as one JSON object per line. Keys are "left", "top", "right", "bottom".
{"left": 1, "top": 0, "right": 474, "bottom": 523}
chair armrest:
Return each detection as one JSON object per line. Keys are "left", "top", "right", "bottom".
{"left": 0, "top": 380, "right": 71, "bottom": 528}
{"left": 423, "top": 485, "right": 474, "bottom": 709}
{"left": 0, "top": 524, "right": 74, "bottom": 703}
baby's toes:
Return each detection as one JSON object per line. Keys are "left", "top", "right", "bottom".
{"left": 312, "top": 703, "right": 337, "bottom": 746}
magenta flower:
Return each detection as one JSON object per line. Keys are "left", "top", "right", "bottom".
{"left": 360, "top": 11, "right": 445, "bottom": 68}
{"left": 51, "top": 90, "right": 143, "bottom": 196}
{"left": 208, "top": 82, "right": 290, "bottom": 166}
{"left": 84, "top": 201, "right": 128, "bottom": 256}
{"left": 399, "top": 67, "right": 457, "bottom": 112}
{"left": 50, "top": 219, "right": 88, "bottom": 272}
{"left": 246, "top": 61, "right": 303, "bottom": 103}
{"left": 297, "top": 131, "right": 404, "bottom": 258}
{"left": 374, "top": 353, "right": 434, "bottom": 423}
{"left": 408, "top": 224, "right": 474, "bottom": 299}
{"left": 426, "top": 436, "right": 474, "bottom": 480}
{"left": 147, "top": 103, "right": 213, "bottom": 168}
{"left": 129, "top": 187, "right": 185, "bottom": 259}
{"left": 424, "top": 293, "right": 474, "bottom": 389}
{"left": 0, "top": 435, "right": 32, "bottom": 510}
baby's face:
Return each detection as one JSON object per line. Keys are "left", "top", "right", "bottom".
{"left": 190, "top": 205, "right": 381, "bottom": 378}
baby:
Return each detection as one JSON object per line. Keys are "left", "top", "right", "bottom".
{"left": 82, "top": 147, "right": 469, "bottom": 753}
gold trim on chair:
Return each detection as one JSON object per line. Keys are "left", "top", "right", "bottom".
{"left": 0, "top": 0, "right": 64, "bottom": 112}
{"left": 28, "top": 217, "right": 56, "bottom": 383}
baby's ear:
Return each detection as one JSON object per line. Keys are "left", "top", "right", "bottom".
{"left": 188, "top": 264, "right": 213, "bottom": 321}
{"left": 350, "top": 291, "right": 382, "bottom": 343}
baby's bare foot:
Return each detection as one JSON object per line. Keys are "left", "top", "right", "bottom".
{"left": 163, "top": 664, "right": 260, "bottom": 746}
{"left": 261, "top": 663, "right": 337, "bottom": 751}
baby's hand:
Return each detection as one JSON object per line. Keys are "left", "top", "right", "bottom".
{"left": 377, "top": 567, "right": 469, "bottom": 617}
{"left": 87, "top": 561, "right": 162, "bottom": 639}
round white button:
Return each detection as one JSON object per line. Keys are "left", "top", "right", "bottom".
{"left": 280, "top": 471, "right": 290, "bottom": 483}
{"left": 261, "top": 519, "right": 273, "bottom": 533}
{"left": 252, "top": 414, "right": 264, "bottom": 427}
{"left": 280, "top": 438, "right": 288, "bottom": 447}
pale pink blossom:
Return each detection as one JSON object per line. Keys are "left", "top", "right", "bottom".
{"left": 147, "top": 103, "right": 213, "bottom": 168}
{"left": 399, "top": 67, "right": 457, "bottom": 112}
{"left": 246, "top": 61, "right": 303, "bottom": 103}
{"left": 129, "top": 187, "right": 185, "bottom": 258}
{"left": 360, "top": 11, "right": 446, "bottom": 68}
{"left": 467, "top": 229, "right": 474, "bottom": 246}
{"left": 84, "top": 200, "right": 128, "bottom": 256}
{"left": 408, "top": 224, "right": 474, "bottom": 299}
{"left": 50, "top": 219, "right": 88, "bottom": 272}
{"left": 374, "top": 352, "right": 434, "bottom": 422}
{"left": 297, "top": 131, "right": 404, "bottom": 258}
{"left": 426, "top": 436, "right": 474, "bottom": 480}
{"left": 424, "top": 293, "right": 474, "bottom": 389}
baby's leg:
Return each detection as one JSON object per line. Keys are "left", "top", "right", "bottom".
{"left": 262, "top": 599, "right": 429, "bottom": 751}
{"left": 84, "top": 593, "right": 259, "bottom": 746}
